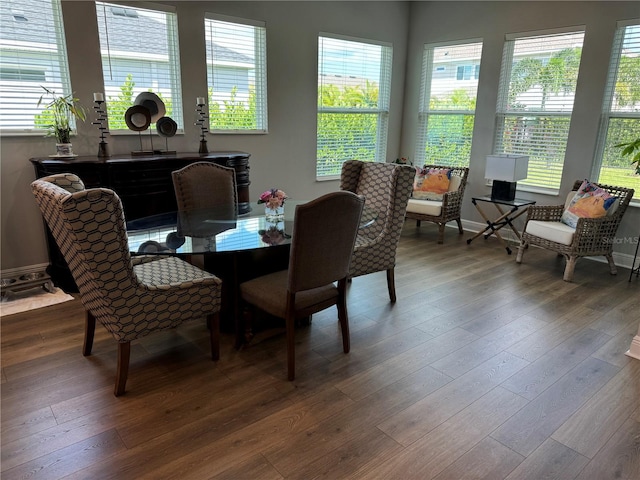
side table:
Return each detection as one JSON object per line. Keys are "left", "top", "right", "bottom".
{"left": 467, "top": 195, "right": 536, "bottom": 254}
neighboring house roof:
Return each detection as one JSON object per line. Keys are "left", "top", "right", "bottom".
{"left": 0, "top": 2, "right": 253, "bottom": 64}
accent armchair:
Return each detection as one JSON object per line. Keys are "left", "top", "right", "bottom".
{"left": 516, "top": 179, "right": 635, "bottom": 282}
{"left": 31, "top": 173, "right": 223, "bottom": 396}
{"left": 340, "top": 160, "right": 415, "bottom": 303}
{"left": 405, "top": 165, "right": 469, "bottom": 244}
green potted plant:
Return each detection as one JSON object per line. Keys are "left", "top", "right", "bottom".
{"left": 37, "top": 86, "right": 86, "bottom": 156}
{"left": 615, "top": 137, "right": 640, "bottom": 175}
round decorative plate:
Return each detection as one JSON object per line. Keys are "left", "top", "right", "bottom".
{"left": 124, "top": 105, "right": 151, "bottom": 131}
{"left": 156, "top": 116, "right": 177, "bottom": 137}
{"left": 134, "top": 92, "right": 166, "bottom": 123}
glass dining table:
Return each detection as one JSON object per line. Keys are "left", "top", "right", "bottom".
{"left": 126, "top": 200, "right": 376, "bottom": 347}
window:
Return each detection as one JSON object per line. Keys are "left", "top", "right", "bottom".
{"left": 593, "top": 20, "right": 640, "bottom": 200}
{"left": 96, "top": 2, "right": 183, "bottom": 131}
{"left": 204, "top": 14, "right": 267, "bottom": 133}
{"left": 494, "top": 28, "right": 585, "bottom": 192}
{"left": 0, "top": 0, "right": 73, "bottom": 133}
{"left": 317, "top": 34, "right": 392, "bottom": 178}
{"left": 416, "top": 41, "right": 483, "bottom": 168}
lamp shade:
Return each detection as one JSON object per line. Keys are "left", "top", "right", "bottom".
{"left": 485, "top": 154, "right": 529, "bottom": 182}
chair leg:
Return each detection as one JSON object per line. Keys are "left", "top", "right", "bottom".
{"left": 286, "top": 294, "right": 296, "bottom": 381}
{"left": 337, "top": 279, "right": 350, "bottom": 353}
{"left": 83, "top": 311, "right": 96, "bottom": 356}
{"left": 416, "top": 220, "right": 421, "bottom": 227}
{"left": 386, "top": 268, "right": 396, "bottom": 303}
{"left": 516, "top": 242, "right": 526, "bottom": 263}
{"left": 437, "top": 224, "right": 445, "bottom": 244}
{"left": 456, "top": 218, "right": 464, "bottom": 235}
{"left": 606, "top": 254, "right": 617, "bottom": 275}
{"left": 563, "top": 256, "right": 577, "bottom": 282}
{"left": 114, "top": 342, "right": 131, "bottom": 397}
{"left": 208, "top": 313, "right": 220, "bottom": 361}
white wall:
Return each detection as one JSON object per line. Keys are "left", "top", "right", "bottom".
{"left": 1, "top": 1, "right": 638, "bottom": 274}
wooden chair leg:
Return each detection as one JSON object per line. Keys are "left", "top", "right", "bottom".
{"left": 606, "top": 254, "right": 617, "bottom": 275}
{"left": 337, "top": 279, "right": 350, "bottom": 353}
{"left": 208, "top": 313, "right": 220, "bottom": 361}
{"left": 456, "top": 218, "right": 464, "bottom": 234}
{"left": 386, "top": 268, "right": 396, "bottom": 303}
{"left": 563, "top": 256, "right": 577, "bottom": 282}
{"left": 83, "top": 311, "right": 96, "bottom": 356}
{"left": 114, "top": 342, "right": 131, "bottom": 397}
{"left": 416, "top": 220, "right": 421, "bottom": 227}
{"left": 437, "top": 224, "right": 445, "bottom": 244}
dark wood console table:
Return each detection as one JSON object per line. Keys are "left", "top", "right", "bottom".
{"left": 31, "top": 151, "right": 251, "bottom": 291}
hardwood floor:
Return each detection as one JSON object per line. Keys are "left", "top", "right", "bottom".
{"left": 2, "top": 224, "right": 639, "bottom": 479}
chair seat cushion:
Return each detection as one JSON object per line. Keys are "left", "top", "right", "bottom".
{"left": 406, "top": 198, "right": 443, "bottom": 217}
{"left": 240, "top": 270, "right": 339, "bottom": 318}
{"left": 525, "top": 220, "right": 575, "bottom": 246}
{"left": 134, "top": 256, "right": 221, "bottom": 290}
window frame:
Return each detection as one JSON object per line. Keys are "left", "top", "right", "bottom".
{"left": 415, "top": 38, "right": 483, "bottom": 168}
{"left": 0, "top": 0, "right": 73, "bottom": 136}
{"left": 204, "top": 13, "right": 268, "bottom": 134}
{"left": 493, "top": 26, "right": 586, "bottom": 194}
{"left": 95, "top": 1, "right": 184, "bottom": 133}
{"left": 591, "top": 19, "right": 640, "bottom": 203}
{"left": 316, "top": 32, "right": 393, "bottom": 180}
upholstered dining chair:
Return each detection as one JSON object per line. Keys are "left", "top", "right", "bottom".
{"left": 516, "top": 179, "right": 635, "bottom": 282}
{"left": 340, "top": 160, "right": 415, "bottom": 303}
{"left": 31, "top": 173, "right": 223, "bottom": 396}
{"left": 239, "top": 191, "right": 364, "bottom": 380}
{"left": 405, "top": 165, "right": 469, "bottom": 244}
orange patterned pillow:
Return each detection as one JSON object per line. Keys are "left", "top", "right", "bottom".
{"left": 413, "top": 168, "right": 451, "bottom": 200}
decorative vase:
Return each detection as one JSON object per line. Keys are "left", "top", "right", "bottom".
{"left": 55, "top": 143, "right": 74, "bottom": 157}
{"left": 264, "top": 205, "right": 284, "bottom": 221}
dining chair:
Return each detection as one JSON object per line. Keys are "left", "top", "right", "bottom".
{"left": 516, "top": 179, "right": 635, "bottom": 281}
{"left": 340, "top": 160, "right": 415, "bottom": 303}
{"left": 31, "top": 173, "right": 223, "bottom": 396}
{"left": 405, "top": 165, "right": 469, "bottom": 244}
{"left": 239, "top": 191, "right": 365, "bottom": 380}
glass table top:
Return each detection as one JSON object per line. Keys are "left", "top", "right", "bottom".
{"left": 126, "top": 200, "right": 377, "bottom": 255}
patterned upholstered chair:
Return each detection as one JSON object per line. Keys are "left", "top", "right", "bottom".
{"left": 172, "top": 162, "right": 238, "bottom": 238}
{"left": 405, "top": 165, "right": 469, "bottom": 244}
{"left": 240, "top": 191, "right": 364, "bottom": 380}
{"left": 516, "top": 179, "right": 635, "bottom": 282}
{"left": 340, "top": 160, "right": 415, "bottom": 303}
{"left": 31, "top": 173, "right": 223, "bottom": 396}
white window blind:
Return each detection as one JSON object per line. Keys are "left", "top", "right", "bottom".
{"left": 96, "top": 2, "right": 183, "bottom": 131}
{"left": 593, "top": 20, "right": 640, "bottom": 200}
{"left": 317, "top": 34, "right": 392, "bottom": 178}
{"left": 204, "top": 14, "right": 267, "bottom": 133}
{"left": 415, "top": 40, "right": 483, "bottom": 167}
{"left": 0, "top": 0, "right": 73, "bottom": 133}
{"left": 495, "top": 29, "right": 585, "bottom": 192}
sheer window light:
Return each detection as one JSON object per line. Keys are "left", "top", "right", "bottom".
{"left": 0, "top": 0, "right": 73, "bottom": 134}
{"left": 592, "top": 20, "right": 640, "bottom": 201}
{"left": 317, "top": 34, "right": 392, "bottom": 179}
{"left": 494, "top": 28, "right": 585, "bottom": 193}
{"left": 415, "top": 40, "right": 483, "bottom": 168}
{"left": 204, "top": 14, "right": 267, "bottom": 133}
{"left": 96, "top": 2, "right": 183, "bottom": 131}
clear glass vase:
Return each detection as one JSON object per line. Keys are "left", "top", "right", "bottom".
{"left": 264, "top": 205, "right": 284, "bottom": 222}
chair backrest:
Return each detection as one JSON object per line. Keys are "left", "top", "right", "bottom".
{"left": 288, "top": 191, "right": 364, "bottom": 293}
{"left": 31, "top": 174, "right": 137, "bottom": 317}
{"left": 339, "top": 160, "right": 415, "bottom": 239}
{"left": 172, "top": 162, "right": 238, "bottom": 215}
{"left": 569, "top": 179, "right": 635, "bottom": 222}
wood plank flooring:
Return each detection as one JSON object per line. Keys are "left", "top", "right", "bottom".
{"left": 2, "top": 224, "right": 639, "bottom": 479}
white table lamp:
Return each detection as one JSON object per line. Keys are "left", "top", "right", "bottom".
{"left": 485, "top": 154, "right": 529, "bottom": 201}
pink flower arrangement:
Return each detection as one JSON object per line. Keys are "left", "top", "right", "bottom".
{"left": 258, "top": 188, "right": 288, "bottom": 209}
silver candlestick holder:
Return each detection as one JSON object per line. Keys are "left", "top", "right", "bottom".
{"left": 195, "top": 97, "right": 208, "bottom": 153}
{"left": 92, "top": 95, "right": 110, "bottom": 158}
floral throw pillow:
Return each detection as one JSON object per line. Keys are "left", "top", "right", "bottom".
{"left": 560, "top": 180, "right": 618, "bottom": 228}
{"left": 413, "top": 167, "right": 452, "bottom": 200}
